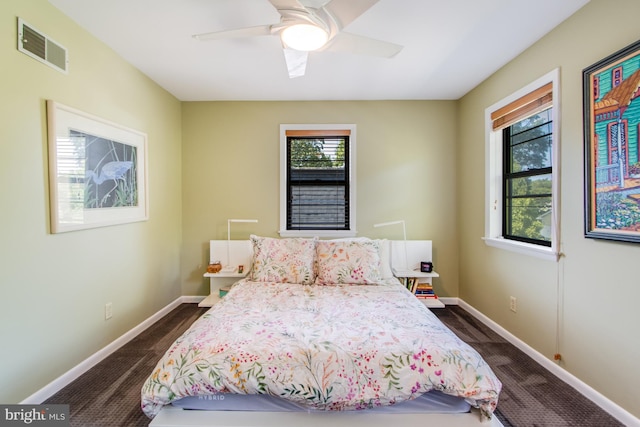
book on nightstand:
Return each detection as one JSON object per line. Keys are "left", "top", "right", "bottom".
{"left": 416, "top": 294, "right": 438, "bottom": 299}
{"left": 403, "top": 277, "right": 419, "bottom": 292}
{"left": 414, "top": 283, "right": 437, "bottom": 299}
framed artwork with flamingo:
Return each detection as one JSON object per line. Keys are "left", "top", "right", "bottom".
{"left": 583, "top": 39, "right": 640, "bottom": 243}
{"left": 46, "top": 101, "right": 148, "bottom": 233}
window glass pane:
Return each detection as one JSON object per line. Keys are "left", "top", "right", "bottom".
{"left": 288, "top": 136, "right": 348, "bottom": 230}
{"left": 289, "top": 168, "right": 345, "bottom": 182}
{"left": 507, "top": 174, "right": 552, "bottom": 197}
{"left": 505, "top": 195, "right": 552, "bottom": 243}
{"left": 509, "top": 109, "right": 552, "bottom": 172}
{"left": 510, "top": 108, "right": 551, "bottom": 133}
{"left": 290, "top": 138, "right": 345, "bottom": 169}
{"left": 505, "top": 173, "right": 552, "bottom": 243}
{"left": 289, "top": 185, "right": 346, "bottom": 229}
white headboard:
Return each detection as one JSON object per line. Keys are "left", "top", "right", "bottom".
{"left": 389, "top": 240, "right": 432, "bottom": 271}
{"left": 209, "top": 240, "right": 253, "bottom": 269}
{"left": 209, "top": 239, "right": 432, "bottom": 274}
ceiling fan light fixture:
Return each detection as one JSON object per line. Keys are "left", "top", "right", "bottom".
{"left": 281, "top": 24, "right": 328, "bottom": 51}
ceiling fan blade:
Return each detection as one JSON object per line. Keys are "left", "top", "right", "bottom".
{"left": 324, "top": 32, "right": 402, "bottom": 57}
{"left": 193, "top": 25, "right": 272, "bottom": 41}
{"left": 268, "top": 0, "right": 306, "bottom": 12}
{"left": 323, "top": 0, "right": 379, "bottom": 29}
{"left": 283, "top": 48, "right": 308, "bottom": 78}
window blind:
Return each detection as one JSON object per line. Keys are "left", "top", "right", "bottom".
{"left": 491, "top": 82, "right": 553, "bottom": 130}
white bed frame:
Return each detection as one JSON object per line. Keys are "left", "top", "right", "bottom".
{"left": 150, "top": 406, "right": 503, "bottom": 426}
{"left": 149, "top": 239, "right": 502, "bottom": 427}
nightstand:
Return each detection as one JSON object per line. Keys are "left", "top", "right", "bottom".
{"left": 199, "top": 270, "right": 248, "bottom": 307}
{"left": 393, "top": 268, "right": 444, "bottom": 308}
{"left": 200, "top": 240, "right": 254, "bottom": 308}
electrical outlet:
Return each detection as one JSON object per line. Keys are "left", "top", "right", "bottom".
{"left": 509, "top": 296, "right": 517, "bottom": 313}
{"left": 105, "top": 302, "right": 113, "bottom": 320}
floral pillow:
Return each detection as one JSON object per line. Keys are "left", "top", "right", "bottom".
{"left": 315, "top": 239, "right": 382, "bottom": 285}
{"left": 249, "top": 235, "right": 317, "bottom": 285}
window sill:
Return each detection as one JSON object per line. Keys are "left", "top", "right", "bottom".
{"left": 279, "top": 230, "right": 357, "bottom": 239}
{"left": 482, "top": 237, "right": 559, "bottom": 262}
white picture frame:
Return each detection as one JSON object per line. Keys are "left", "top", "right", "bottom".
{"left": 47, "top": 101, "right": 148, "bottom": 233}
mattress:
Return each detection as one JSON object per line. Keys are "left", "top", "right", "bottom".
{"left": 171, "top": 389, "right": 471, "bottom": 413}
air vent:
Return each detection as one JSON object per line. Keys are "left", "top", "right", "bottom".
{"left": 17, "top": 17, "right": 68, "bottom": 74}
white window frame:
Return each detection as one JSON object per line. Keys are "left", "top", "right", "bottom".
{"left": 483, "top": 69, "right": 561, "bottom": 261}
{"left": 279, "top": 124, "right": 357, "bottom": 238}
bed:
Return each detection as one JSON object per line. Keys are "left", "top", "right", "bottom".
{"left": 141, "top": 236, "right": 502, "bottom": 426}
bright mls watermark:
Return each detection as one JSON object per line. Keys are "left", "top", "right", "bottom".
{"left": 0, "top": 405, "right": 69, "bottom": 426}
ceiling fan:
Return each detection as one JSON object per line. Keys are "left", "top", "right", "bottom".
{"left": 193, "top": 0, "right": 403, "bottom": 78}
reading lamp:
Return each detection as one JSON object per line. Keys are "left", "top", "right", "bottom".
{"left": 373, "top": 220, "right": 408, "bottom": 273}
{"left": 223, "top": 219, "right": 258, "bottom": 272}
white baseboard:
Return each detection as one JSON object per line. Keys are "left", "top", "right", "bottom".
{"left": 438, "top": 297, "right": 458, "bottom": 306}
{"left": 20, "top": 296, "right": 203, "bottom": 404}
{"left": 457, "top": 299, "right": 640, "bottom": 427}
{"left": 181, "top": 295, "right": 206, "bottom": 304}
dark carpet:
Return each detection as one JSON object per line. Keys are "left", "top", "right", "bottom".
{"left": 44, "top": 304, "right": 623, "bottom": 426}
{"left": 432, "top": 307, "right": 623, "bottom": 427}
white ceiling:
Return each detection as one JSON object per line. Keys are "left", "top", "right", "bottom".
{"left": 48, "top": 0, "right": 589, "bottom": 101}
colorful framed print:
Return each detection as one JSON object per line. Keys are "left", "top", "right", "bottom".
{"left": 583, "top": 39, "right": 640, "bottom": 243}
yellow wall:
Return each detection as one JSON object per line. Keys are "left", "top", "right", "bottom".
{"left": 0, "top": 1, "right": 182, "bottom": 402}
{"left": 458, "top": 0, "right": 640, "bottom": 418}
{"left": 180, "top": 101, "right": 460, "bottom": 297}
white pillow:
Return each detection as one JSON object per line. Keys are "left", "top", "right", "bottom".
{"left": 322, "top": 237, "right": 393, "bottom": 279}
{"left": 315, "top": 239, "right": 382, "bottom": 285}
{"left": 249, "top": 235, "right": 317, "bottom": 285}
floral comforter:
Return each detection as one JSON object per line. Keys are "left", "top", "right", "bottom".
{"left": 141, "top": 280, "right": 501, "bottom": 419}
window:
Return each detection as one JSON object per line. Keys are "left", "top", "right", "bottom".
{"left": 280, "top": 124, "right": 356, "bottom": 237}
{"left": 484, "top": 69, "right": 560, "bottom": 260}
{"left": 503, "top": 108, "right": 553, "bottom": 246}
